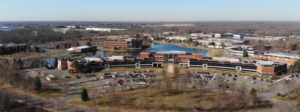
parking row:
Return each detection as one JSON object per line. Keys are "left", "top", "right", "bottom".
{"left": 67, "top": 77, "right": 99, "bottom": 85}
{"left": 101, "top": 72, "right": 157, "bottom": 79}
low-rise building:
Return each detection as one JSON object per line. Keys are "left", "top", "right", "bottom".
{"left": 190, "top": 33, "right": 213, "bottom": 38}
{"left": 0, "top": 43, "right": 28, "bottom": 55}
{"left": 103, "top": 38, "right": 143, "bottom": 49}
{"left": 193, "top": 38, "right": 245, "bottom": 47}
{"left": 58, "top": 51, "right": 288, "bottom": 75}
{"left": 166, "top": 36, "right": 189, "bottom": 41}
{"left": 252, "top": 52, "right": 300, "bottom": 65}
{"left": 243, "top": 36, "right": 288, "bottom": 41}
{"left": 225, "top": 47, "right": 256, "bottom": 56}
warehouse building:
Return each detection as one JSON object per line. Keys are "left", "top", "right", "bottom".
{"left": 0, "top": 43, "right": 27, "bottom": 55}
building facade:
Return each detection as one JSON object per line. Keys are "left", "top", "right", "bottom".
{"left": 252, "top": 52, "right": 299, "bottom": 65}
{"left": 58, "top": 51, "right": 287, "bottom": 75}
{"left": 103, "top": 38, "right": 143, "bottom": 49}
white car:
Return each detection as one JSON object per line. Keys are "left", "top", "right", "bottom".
{"left": 137, "top": 82, "right": 148, "bottom": 85}
{"left": 251, "top": 81, "right": 256, "bottom": 84}
{"left": 244, "top": 76, "right": 248, "bottom": 79}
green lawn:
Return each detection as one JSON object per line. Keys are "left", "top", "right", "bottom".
{"left": 36, "top": 91, "right": 65, "bottom": 99}
{"left": 267, "top": 85, "right": 274, "bottom": 90}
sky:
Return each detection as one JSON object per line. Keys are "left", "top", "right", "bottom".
{"left": 0, "top": 0, "right": 300, "bottom": 21}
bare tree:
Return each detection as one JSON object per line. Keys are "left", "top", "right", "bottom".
{"left": 90, "top": 88, "right": 99, "bottom": 108}
{"left": 169, "top": 96, "right": 178, "bottom": 111}
{"left": 54, "top": 98, "right": 65, "bottom": 112}
{"left": 173, "top": 66, "right": 180, "bottom": 91}
{"left": 108, "top": 103, "right": 120, "bottom": 112}
{"left": 153, "top": 94, "right": 162, "bottom": 111}
{"left": 137, "top": 91, "right": 148, "bottom": 109}
{"left": 215, "top": 75, "right": 225, "bottom": 112}
{"left": 184, "top": 93, "right": 195, "bottom": 112}
{"left": 121, "top": 92, "right": 132, "bottom": 109}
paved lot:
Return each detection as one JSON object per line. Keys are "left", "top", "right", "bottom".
{"left": 19, "top": 68, "right": 300, "bottom": 112}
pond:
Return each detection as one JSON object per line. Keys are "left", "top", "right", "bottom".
{"left": 97, "top": 43, "right": 209, "bottom": 57}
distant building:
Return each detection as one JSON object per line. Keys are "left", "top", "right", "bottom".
{"left": 166, "top": 36, "right": 189, "bottom": 41}
{"left": 85, "top": 27, "right": 127, "bottom": 32}
{"left": 103, "top": 38, "right": 143, "bottom": 49}
{"left": 243, "top": 36, "right": 288, "bottom": 41}
{"left": 190, "top": 33, "right": 213, "bottom": 38}
{"left": 0, "top": 43, "right": 28, "bottom": 55}
{"left": 214, "top": 33, "right": 221, "bottom": 38}
{"left": 252, "top": 52, "right": 300, "bottom": 65}
{"left": 225, "top": 47, "right": 256, "bottom": 56}
{"left": 193, "top": 38, "right": 245, "bottom": 47}
{"left": 163, "top": 32, "right": 178, "bottom": 35}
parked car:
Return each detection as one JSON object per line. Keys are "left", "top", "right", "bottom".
{"left": 251, "top": 81, "right": 256, "bottom": 84}
{"left": 63, "top": 75, "right": 72, "bottom": 79}
{"left": 276, "top": 93, "right": 281, "bottom": 96}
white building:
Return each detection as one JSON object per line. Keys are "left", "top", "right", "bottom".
{"left": 85, "top": 28, "right": 127, "bottom": 32}
{"left": 214, "top": 33, "right": 221, "bottom": 38}
{"left": 166, "top": 36, "right": 189, "bottom": 41}
{"left": 233, "top": 35, "right": 241, "bottom": 39}
{"left": 190, "top": 33, "right": 213, "bottom": 38}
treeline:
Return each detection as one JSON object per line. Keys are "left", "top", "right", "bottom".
{"left": 0, "top": 28, "right": 82, "bottom": 44}
{"left": 0, "top": 59, "right": 42, "bottom": 91}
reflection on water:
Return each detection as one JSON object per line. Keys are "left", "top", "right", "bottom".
{"left": 97, "top": 43, "right": 209, "bottom": 57}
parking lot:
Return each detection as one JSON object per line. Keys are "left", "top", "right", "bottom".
{"left": 31, "top": 68, "right": 300, "bottom": 97}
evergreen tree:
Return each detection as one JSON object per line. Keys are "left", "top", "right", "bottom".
{"left": 250, "top": 88, "right": 257, "bottom": 104}
{"left": 2, "top": 94, "right": 11, "bottom": 111}
{"left": 209, "top": 41, "right": 215, "bottom": 46}
{"left": 243, "top": 49, "right": 249, "bottom": 57}
{"left": 34, "top": 77, "right": 42, "bottom": 91}
{"left": 44, "top": 61, "right": 49, "bottom": 69}
{"left": 87, "top": 42, "right": 91, "bottom": 46}
{"left": 17, "top": 59, "right": 24, "bottom": 69}
{"left": 220, "top": 42, "right": 226, "bottom": 49}
{"left": 54, "top": 57, "right": 58, "bottom": 68}
{"left": 71, "top": 60, "right": 80, "bottom": 72}
{"left": 81, "top": 88, "right": 89, "bottom": 101}
{"left": 291, "top": 59, "right": 300, "bottom": 72}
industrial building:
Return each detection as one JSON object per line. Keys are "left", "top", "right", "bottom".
{"left": 57, "top": 51, "right": 287, "bottom": 75}
{"left": 0, "top": 43, "right": 27, "bottom": 55}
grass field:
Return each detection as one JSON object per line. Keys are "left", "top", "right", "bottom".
{"left": 68, "top": 85, "right": 270, "bottom": 112}
{"left": 36, "top": 91, "right": 65, "bottom": 99}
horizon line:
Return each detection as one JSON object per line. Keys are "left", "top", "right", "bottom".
{"left": 0, "top": 20, "right": 300, "bottom": 22}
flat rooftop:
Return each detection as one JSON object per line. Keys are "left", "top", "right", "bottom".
{"left": 262, "top": 52, "right": 300, "bottom": 59}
